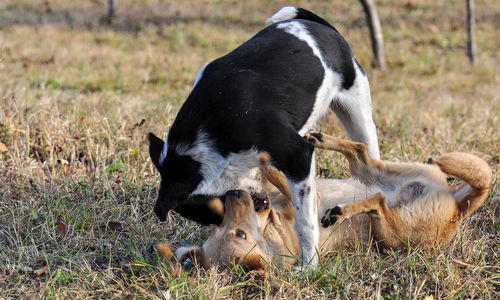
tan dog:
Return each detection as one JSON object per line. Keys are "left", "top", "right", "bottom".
{"left": 170, "top": 133, "right": 492, "bottom": 270}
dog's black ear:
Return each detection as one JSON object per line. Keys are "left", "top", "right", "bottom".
{"left": 148, "top": 132, "right": 164, "bottom": 171}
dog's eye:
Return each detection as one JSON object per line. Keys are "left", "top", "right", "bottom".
{"left": 235, "top": 229, "right": 246, "bottom": 240}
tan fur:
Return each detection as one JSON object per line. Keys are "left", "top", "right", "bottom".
{"left": 155, "top": 242, "right": 175, "bottom": 260}
{"left": 199, "top": 189, "right": 299, "bottom": 270}
{"left": 311, "top": 133, "right": 492, "bottom": 250}
{"left": 173, "top": 133, "right": 492, "bottom": 270}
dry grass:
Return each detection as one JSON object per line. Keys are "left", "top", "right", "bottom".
{"left": 0, "top": 0, "right": 498, "bottom": 298}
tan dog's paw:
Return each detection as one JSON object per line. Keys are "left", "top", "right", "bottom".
{"left": 155, "top": 242, "right": 175, "bottom": 260}
{"left": 304, "top": 131, "right": 324, "bottom": 144}
{"left": 321, "top": 205, "right": 344, "bottom": 227}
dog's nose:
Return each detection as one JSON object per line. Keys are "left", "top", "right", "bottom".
{"left": 226, "top": 190, "right": 243, "bottom": 198}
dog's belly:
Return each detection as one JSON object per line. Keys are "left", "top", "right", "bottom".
{"left": 319, "top": 213, "right": 372, "bottom": 251}
{"left": 316, "top": 178, "right": 377, "bottom": 215}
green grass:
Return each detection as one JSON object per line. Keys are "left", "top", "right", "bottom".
{"left": 0, "top": 0, "right": 499, "bottom": 298}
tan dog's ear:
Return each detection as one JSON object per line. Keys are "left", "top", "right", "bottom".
{"left": 259, "top": 152, "right": 270, "bottom": 165}
{"left": 208, "top": 197, "right": 224, "bottom": 217}
{"left": 176, "top": 246, "right": 211, "bottom": 270}
{"left": 240, "top": 253, "right": 266, "bottom": 271}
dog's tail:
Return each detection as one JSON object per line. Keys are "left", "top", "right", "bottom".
{"left": 433, "top": 152, "right": 492, "bottom": 219}
{"left": 267, "top": 7, "right": 339, "bottom": 33}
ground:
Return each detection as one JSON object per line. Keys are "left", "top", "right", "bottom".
{"left": 0, "top": 0, "right": 498, "bottom": 298}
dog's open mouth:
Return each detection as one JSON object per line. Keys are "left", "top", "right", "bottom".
{"left": 251, "top": 192, "right": 269, "bottom": 212}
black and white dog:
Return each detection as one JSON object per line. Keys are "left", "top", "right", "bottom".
{"left": 149, "top": 7, "right": 380, "bottom": 266}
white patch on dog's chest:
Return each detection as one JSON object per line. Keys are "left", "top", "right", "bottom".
{"left": 175, "top": 130, "right": 263, "bottom": 196}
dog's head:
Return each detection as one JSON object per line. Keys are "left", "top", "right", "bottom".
{"left": 149, "top": 132, "right": 271, "bottom": 225}
{"left": 174, "top": 189, "right": 298, "bottom": 270}
{"left": 148, "top": 132, "right": 226, "bottom": 225}
{"left": 203, "top": 189, "right": 270, "bottom": 270}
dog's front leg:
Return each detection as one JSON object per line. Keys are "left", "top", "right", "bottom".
{"left": 287, "top": 153, "right": 319, "bottom": 267}
{"left": 321, "top": 192, "right": 402, "bottom": 249}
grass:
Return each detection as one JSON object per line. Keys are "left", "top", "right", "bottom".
{"left": 0, "top": 0, "right": 499, "bottom": 298}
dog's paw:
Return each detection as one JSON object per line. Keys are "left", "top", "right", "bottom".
{"left": 304, "top": 131, "right": 324, "bottom": 144}
{"left": 321, "top": 206, "right": 343, "bottom": 227}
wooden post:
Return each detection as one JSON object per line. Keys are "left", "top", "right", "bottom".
{"left": 359, "top": 0, "right": 387, "bottom": 71}
{"left": 107, "top": 0, "right": 117, "bottom": 24}
{"left": 466, "top": 0, "right": 477, "bottom": 66}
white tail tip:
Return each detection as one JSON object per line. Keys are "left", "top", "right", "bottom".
{"left": 267, "top": 6, "right": 298, "bottom": 23}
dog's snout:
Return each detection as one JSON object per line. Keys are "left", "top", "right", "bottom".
{"left": 226, "top": 190, "right": 243, "bottom": 198}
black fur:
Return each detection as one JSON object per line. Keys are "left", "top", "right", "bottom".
{"left": 150, "top": 8, "right": 362, "bottom": 224}
{"left": 408, "top": 181, "right": 425, "bottom": 198}
{"left": 321, "top": 206, "right": 343, "bottom": 227}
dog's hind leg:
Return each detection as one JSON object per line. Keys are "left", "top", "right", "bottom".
{"left": 433, "top": 152, "right": 492, "bottom": 219}
{"left": 321, "top": 192, "right": 402, "bottom": 249}
{"left": 331, "top": 66, "right": 380, "bottom": 159}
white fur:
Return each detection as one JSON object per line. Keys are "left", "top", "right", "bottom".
{"left": 276, "top": 21, "right": 342, "bottom": 137}
{"left": 287, "top": 153, "right": 319, "bottom": 266}
{"left": 316, "top": 178, "right": 376, "bottom": 215}
{"left": 334, "top": 60, "right": 380, "bottom": 159}
{"left": 277, "top": 21, "right": 379, "bottom": 159}
{"left": 272, "top": 19, "right": 380, "bottom": 266}
{"left": 175, "top": 130, "right": 264, "bottom": 196}
{"left": 175, "top": 246, "right": 199, "bottom": 260}
{"left": 267, "top": 6, "right": 298, "bottom": 23}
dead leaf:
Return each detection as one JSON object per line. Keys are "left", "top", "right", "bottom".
{"left": 33, "top": 265, "right": 48, "bottom": 276}
{"left": 57, "top": 159, "right": 69, "bottom": 165}
{"left": 55, "top": 221, "right": 68, "bottom": 235}
{"left": 100, "top": 221, "right": 125, "bottom": 232}
{"left": 131, "top": 119, "right": 146, "bottom": 130}
{"left": 0, "top": 142, "right": 7, "bottom": 153}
